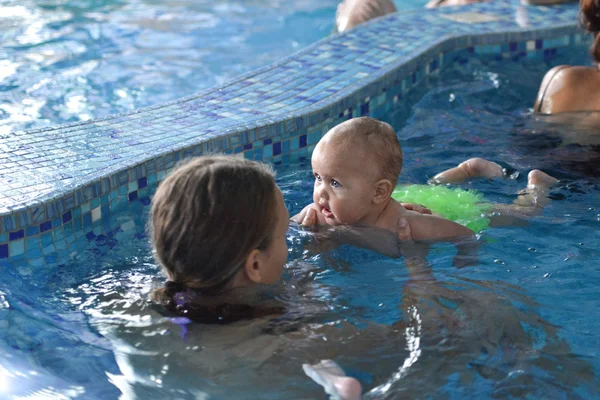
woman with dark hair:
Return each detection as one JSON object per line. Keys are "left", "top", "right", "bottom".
{"left": 534, "top": 0, "right": 600, "bottom": 113}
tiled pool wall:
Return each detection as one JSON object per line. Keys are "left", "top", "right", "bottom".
{"left": 0, "top": 2, "right": 586, "bottom": 267}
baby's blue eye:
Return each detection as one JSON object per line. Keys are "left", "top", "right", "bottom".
{"left": 314, "top": 173, "right": 321, "bottom": 182}
{"left": 331, "top": 179, "right": 341, "bottom": 188}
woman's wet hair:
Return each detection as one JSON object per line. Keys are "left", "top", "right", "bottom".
{"left": 581, "top": 0, "right": 600, "bottom": 62}
{"left": 150, "top": 156, "right": 279, "bottom": 317}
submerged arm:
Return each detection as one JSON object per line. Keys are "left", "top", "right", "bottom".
{"left": 406, "top": 214, "right": 478, "bottom": 268}
{"left": 406, "top": 213, "right": 474, "bottom": 241}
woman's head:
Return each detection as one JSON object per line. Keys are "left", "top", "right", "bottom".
{"left": 150, "top": 156, "right": 289, "bottom": 304}
{"left": 581, "top": 0, "right": 600, "bottom": 62}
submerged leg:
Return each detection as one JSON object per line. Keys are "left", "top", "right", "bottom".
{"left": 431, "top": 158, "right": 504, "bottom": 184}
{"left": 490, "top": 169, "right": 559, "bottom": 226}
{"left": 513, "top": 169, "right": 558, "bottom": 207}
{"left": 303, "top": 360, "right": 362, "bottom": 400}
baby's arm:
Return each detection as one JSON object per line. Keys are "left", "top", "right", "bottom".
{"left": 406, "top": 213, "right": 478, "bottom": 267}
{"left": 406, "top": 213, "right": 474, "bottom": 241}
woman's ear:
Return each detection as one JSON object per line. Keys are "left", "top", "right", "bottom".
{"left": 244, "top": 249, "right": 263, "bottom": 284}
{"left": 373, "top": 179, "right": 393, "bottom": 204}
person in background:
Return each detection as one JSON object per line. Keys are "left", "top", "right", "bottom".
{"left": 534, "top": 0, "right": 600, "bottom": 113}
{"left": 426, "top": 0, "right": 574, "bottom": 8}
{"left": 335, "top": 0, "right": 397, "bottom": 32}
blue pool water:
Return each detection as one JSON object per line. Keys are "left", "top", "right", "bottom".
{"left": 0, "top": 0, "right": 427, "bottom": 135}
{"left": 1, "top": 39, "right": 600, "bottom": 398}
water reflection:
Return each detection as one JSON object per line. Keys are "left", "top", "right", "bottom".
{"left": 0, "top": 0, "right": 342, "bottom": 134}
{"left": 511, "top": 112, "right": 600, "bottom": 179}
{"left": 39, "top": 230, "right": 596, "bottom": 398}
{"left": 365, "top": 256, "right": 597, "bottom": 398}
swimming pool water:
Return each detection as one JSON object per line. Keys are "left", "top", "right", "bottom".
{"left": 1, "top": 42, "right": 599, "bottom": 398}
{"left": 0, "top": 0, "right": 427, "bottom": 135}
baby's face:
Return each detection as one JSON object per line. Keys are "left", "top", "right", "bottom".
{"left": 311, "top": 137, "right": 379, "bottom": 226}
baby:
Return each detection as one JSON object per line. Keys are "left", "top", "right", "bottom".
{"left": 293, "top": 117, "right": 557, "bottom": 240}
{"left": 293, "top": 117, "right": 475, "bottom": 241}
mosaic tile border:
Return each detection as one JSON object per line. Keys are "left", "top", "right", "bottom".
{"left": 0, "top": 2, "right": 584, "bottom": 263}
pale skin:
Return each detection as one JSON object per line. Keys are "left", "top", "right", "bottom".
{"left": 534, "top": 65, "right": 600, "bottom": 114}
{"left": 230, "top": 187, "right": 422, "bottom": 289}
{"left": 335, "top": 0, "right": 396, "bottom": 32}
{"left": 431, "top": 157, "right": 558, "bottom": 209}
{"left": 292, "top": 133, "right": 474, "bottom": 242}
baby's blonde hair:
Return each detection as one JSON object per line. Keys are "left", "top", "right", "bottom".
{"left": 328, "top": 117, "right": 403, "bottom": 183}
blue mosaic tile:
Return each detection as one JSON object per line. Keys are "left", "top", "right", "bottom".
{"left": 27, "top": 247, "right": 43, "bottom": 259}
{"left": 40, "top": 220, "right": 52, "bottom": 233}
{"left": 3, "top": 216, "right": 15, "bottom": 232}
{"left": 41, "top": 233, "right": 53, "bottom": 248}
{"left": 9, "top": 230, "right": 24, "bottom": 241}
{"left": 0, "top": 244, "right": 8, "bottom": 259}
{"left": 9, "top": 240, "right": 24, "bottom": 257}
{"left": 83, "top": 213, "right": 92, "bottom": 228}
{"left": 54, "top": 226, "right": 65, "bottom": 241}
{"left": 27, "top": 236, "right": 41, "bottom": 250}
{"left": 42, "top": 244, "right": 56, "bottom": 256}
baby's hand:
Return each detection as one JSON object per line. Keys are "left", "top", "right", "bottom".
{"left": 401, "top": 202, "right": 432, "bottom": 215}
{"left": 291, "top": 204, "right": 320, "bottom": 230}
{"left": 301, "top": 207, "right": 318, "bottom": 228}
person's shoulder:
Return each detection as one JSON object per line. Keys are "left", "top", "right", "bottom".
{"left": 538, "top": 65, "right": 573, "bottom": 92}
{"left": 535, "top": 65, "right": 600, "bottom": 113}
{"left": 540, "top": 65, "right": 600, "bottom": 88}
{"left": 551, "top": 65, "right": 598, "bottom": 80}
{"left": 524, "top": 0, "right": 577, "bottom": 5}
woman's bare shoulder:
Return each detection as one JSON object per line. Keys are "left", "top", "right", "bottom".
{"left": 535, "top": 65, "right": 600, "bottom": 113}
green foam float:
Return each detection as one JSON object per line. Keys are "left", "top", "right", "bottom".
{"left": 392, "top": 184, "right": 493, "bottom": 233}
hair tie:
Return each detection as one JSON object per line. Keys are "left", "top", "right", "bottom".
{"left": 165, "top": 280, "right": 186, "bottom": 294}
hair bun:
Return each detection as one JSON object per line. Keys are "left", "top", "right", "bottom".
{"left": 165, "top": 280, "right": 186, "bottom": 294}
